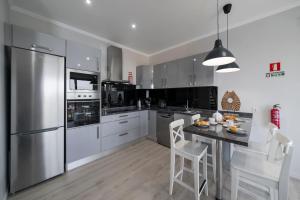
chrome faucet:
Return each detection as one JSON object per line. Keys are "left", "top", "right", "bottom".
{"left": 185, "top": 99, "right": 189, "bottom": 111}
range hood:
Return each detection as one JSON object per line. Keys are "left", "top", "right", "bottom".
{"left": 106, "top": 46, "right": 129, "bottom": 83}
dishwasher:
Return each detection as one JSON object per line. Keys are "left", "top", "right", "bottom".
{"left": 157, "top": 112, "right": 174, "bottom": 148}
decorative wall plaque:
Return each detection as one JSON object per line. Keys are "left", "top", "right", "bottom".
{"left": 221, "top": 91, "right": 241, "bottom": 111}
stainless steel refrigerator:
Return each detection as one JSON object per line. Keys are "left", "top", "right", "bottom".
{"left": 9, "top": 47, "right": 65, "bottom": 193}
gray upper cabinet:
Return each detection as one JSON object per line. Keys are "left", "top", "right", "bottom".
{"left": 11, "top": 25, "right": 66, "bottom": 57}
{"left": 177, "top": 56, "right": 195, "bottom": 87}
{"left": 193, "top": 53, "right": 214, "bottom": 86}
{"left": 66, "top": 124, "right": 101, "bottom": 163}
{"left": 153, "top": 63, "right": 167, "bottom": 88}
{"left": 154, "top": 61, "right": 179, "bottom": 89}
{"left": 136, "top": 65, "right": 154, "bottom": 89}
{"left": 66, "top": 40, "right": 101, "bottom": 72}
{"left": 153, "top": 52, "right": 214, "bottom": 89}
{"left": 165, "top": 61, "right": 179, "bottom": 88}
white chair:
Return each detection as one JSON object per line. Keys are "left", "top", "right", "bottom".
{"left": 231, "top": 132, "right": 293, "bottom": 200}
{"left": 169, "top": 119, "right": 208, "bottom": 200}
{"left": 191, "top": 114, "right": 216, "bottom": 181}
{"left": 234, "top": 123, "right": 278, "bottom": 155}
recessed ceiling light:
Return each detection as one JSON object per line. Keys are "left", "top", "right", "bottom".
{"left": 86, "top": 57, "right": 90, "bottom": 61}
{"left": 85, "top": 0, "right": 92, "bottom": 5}
{"left": 131, "top": 24, "right": 136, "bottom": 29}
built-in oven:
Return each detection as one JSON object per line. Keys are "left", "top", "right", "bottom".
{"left": 67, "top": 68, "right": 100, "bottom": 99}
{"left": 67, "top": 99, "right": 100, "bottom": 128}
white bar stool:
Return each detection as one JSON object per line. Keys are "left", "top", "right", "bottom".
{"left": 169, "top": 119, "right": 208, "bottom": 200}
{"left": 234, "top": 123, "right": 278, "bottom": 155}
{"left": 231, "top": 132, "right": 293, "bottom": 200}
{"left": 191, "top": 114, "right": 216, "bottom": 181}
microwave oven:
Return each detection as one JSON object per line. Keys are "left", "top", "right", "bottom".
{"left": 66, "top": 68, "right": 100, "bottom": 100}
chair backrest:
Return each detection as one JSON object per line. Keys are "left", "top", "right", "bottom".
{"left": 267, "top": 132, "right": 293, "bottom": 200}
{"left": 279, "top": 146, "right": 293, "bottom": 200}
{"left": 267, "top": 132, "right": 293, "bottom": 162}
{"left": 267, "top": 122, "right": 279, "bottom": 143}
{"left": 191, "top": 114, "right": 201, "bottom": 124}
{"left": 169, "top": 119, "right": 185, "bottom": 149}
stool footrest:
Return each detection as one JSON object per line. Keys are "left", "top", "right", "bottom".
{"left": 174, "top": 177, "right": 207, "bottom": 196}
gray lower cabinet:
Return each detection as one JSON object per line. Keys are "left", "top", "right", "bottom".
{"left": 101, "top": 116, "right": 140, "bottom": 137}
{"left": 148, "top": 110, "right": 157, "bottom": 141}
{"left": 11, "top": 25, "right": 66, "bottom": 56}
{"left": 101, "top": 111, "right": 144, "bottom": 151}
{"left": 66, "top": 124, "right": 101, "bottom": 163}
{"left": 102, "top": 128, "right": 140, "bottom": 151}
{"left": 139, "top": 110, "right": 148, "bottom": 137}
{"left": 66, "top": 40, "right": 101, "bottom": 72}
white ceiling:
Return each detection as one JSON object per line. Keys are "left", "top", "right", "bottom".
{"left": 10, "top": 0, "right": 300, "bottom": 55}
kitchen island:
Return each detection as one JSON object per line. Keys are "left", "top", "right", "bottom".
{"left": 184, "top": 114, "right": 253, "bottom": 200}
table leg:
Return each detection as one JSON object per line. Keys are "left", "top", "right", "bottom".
{"left": 216, "top": 140, "right": 223, "bottom": 200}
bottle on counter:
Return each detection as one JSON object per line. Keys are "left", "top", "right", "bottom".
{"left": 137, "top": 99, "right": 142, "bottom": 109}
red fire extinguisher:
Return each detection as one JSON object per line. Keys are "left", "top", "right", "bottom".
{"left": 271, "top": 104, "right": 281, "bottom": 129}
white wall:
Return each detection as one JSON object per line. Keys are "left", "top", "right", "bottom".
{"left": 9, "top": 10, "right": 149, "bottom": 84}
{"left": 150, "top": 7, "right": 300, "bottom": 179}
{"left": 0, "top": 0, "right": 8, "bottom": 199}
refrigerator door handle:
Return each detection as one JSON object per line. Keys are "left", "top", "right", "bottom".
{"left": 15, "top": 127, "right": 61, "bottom": 136}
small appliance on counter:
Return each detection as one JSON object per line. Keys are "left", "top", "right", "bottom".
{"left": 101, "top": 81, "right": 136, "bottom": 108}
{"left": 158, "top": 99, "right": 167, "bottom": 108}
{"left": 144, "top": 97, "right": 151, "bottom": 108}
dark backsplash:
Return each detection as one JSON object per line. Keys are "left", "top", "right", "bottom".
{"left": 146, "top": 87, "right": 218, "bottom": 110}
{"left": 102, "top": 82, "right": 218, "bottom": 110}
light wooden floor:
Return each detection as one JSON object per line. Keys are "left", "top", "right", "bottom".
{"left": 8, "top": 139, "right": 300, "bottom": 200}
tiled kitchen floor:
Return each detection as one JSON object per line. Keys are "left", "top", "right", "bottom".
{"left": 8, "top": 139, "right": 300, "bottom": 200}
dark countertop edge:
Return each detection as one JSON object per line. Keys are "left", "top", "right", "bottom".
{"left": 102, "top": 107, "right": 253, "bottom": 118}
{"left": 182, "top": 127, "right": 249, "bottom": 147}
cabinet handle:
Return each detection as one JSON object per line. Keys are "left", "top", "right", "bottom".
{"left": 119, "top": 121, "right": 128, "bottom": 124}
{"left": 97, "top": 127, "right": 100, "bottom": 139}
{"left": 119, "top": 115, "right": 128, "bottom": 118}
{"left": 119, "top": 132, "right": 128, "bottom": 137}
{"left": 31, "top": 44, "right": 53, "bottom": 52}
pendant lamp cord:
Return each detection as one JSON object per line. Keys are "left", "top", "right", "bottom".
{"left": 217, "top": 0, "right": 220, "bottom": 39}
{"left": 227, "top": 13, "right": 229, "bottom": 49}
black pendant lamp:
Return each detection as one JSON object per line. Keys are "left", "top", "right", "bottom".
{"left": 216, "top": 3, "right": 240, "bottom": 73}
{"left": 202, "top": 0, "right": 236, "bottom": 66}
